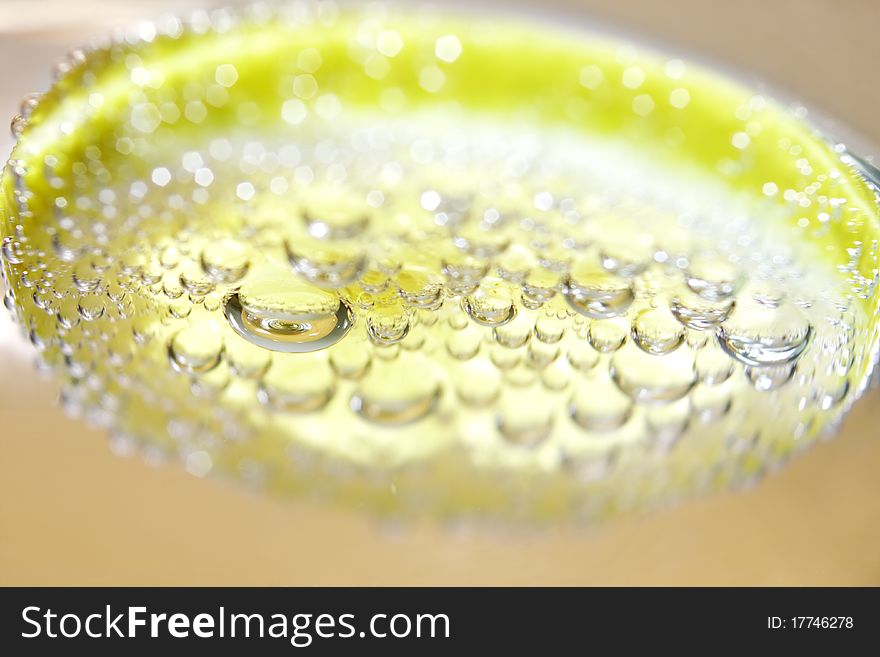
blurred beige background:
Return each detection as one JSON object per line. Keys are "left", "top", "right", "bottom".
{"left": 1, "top": 0, "right": 879, "bottom": 585}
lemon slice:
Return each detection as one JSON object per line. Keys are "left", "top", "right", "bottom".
{"left": 2, "top": 4, "right": 879, "bottom": 521}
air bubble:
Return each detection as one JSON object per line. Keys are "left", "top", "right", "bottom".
{"left": 535, "top": 316, "right": 565, "bottom": 343}
{"left": 351, "top": 354, "right": 440, "bottom": 424}
{"left": 77, "top": 295, "right": 106, "bottom": 321}
{"left": 566, "top": 339, "right": 600, "bottom": 372}
{"left": 367, "top": 305, "right": 410, "bottom": 345}
{"left": 258, "top": 353, "right": 335, "bottom": 412}
{"left": 456, "top": 360, "right": 502, "bottom": 406}
{"left": 717, "top": 300, "right": 811, "bottom": 367}
{"left": 564, "top": 259, "right": 634, "bottom": 319}
{"left": 686, "top": 254, "right": 742, "bottom": 300}
{"left": 329, "top": 337, "right": 372, "bottom": 379}
{"left": 454, "top": 223, "right": 511, "bottom": 258}
{"left": 397, "top": 267, "right": 444, "bottom": 309}
{"left": 302, "top": 187, "right": 370, "bottom": 239}
{"left": 72, "top": 262, "right": 102, "bottom": 293}
{"left": 599, "top": 234, "right": 653, "bottom": 277}
{"left": 646, "top": 398, "right": 690, "bottom": 447}
{"left": 541, "top": 360, "right": 571, "bottom": 391}
{"left": 569, "top": 376, "right": 633, "bottom": 431}
{"left": 179, "top": 263, "right": 215, "bottom": 296}
{"left": 224, "top": 335, "right": 272, "bottom": 378}
{"left": 169, "top": 322, "right": 224, "bottom": 374}
{"left": 201, "top": 239, "right": 250, "bottom": 283}
{"left": 522, "top": 267, "right": 560, "bottom": 307}
{"left": 527, "top": 340, "right": 560, "bottom": 369}
{"left": 493, "top": 312, "right": 534, "bottom": 348}
{"left": 442, "top": 252, "right": 489, "bottom": 294}
{"left": 225, "top": 272, "right": 352, "bottom": 353}
{"left": 588, "top": 318, "right": 628, "bottom": 353}
{"left": 462, "top": 279, "right": 516, "bottom": 326}
{"left": 750, "top": 279, "right": 787, "bottom": 308}
{"left": 695, "top": 344, "right": 735, "bottom": 384}
{"left": 497, "top": 387, "right": 553, "bottom": 446}
{"left": 446, "top": 325, "right": 482, "bottom": 359}
{"left": 286, "top": 238, "right": 366, "bottom": 288}
{"left": 611, "top": 344, "right": 696, "bottom": 403}
{"left": 746, "top": 363, "right": 795, "bottom": 391}
{"left": 692, "top": 382, "right": 733, "bottom": 422}
{"left": 632, "top": 307, "right": 685, "bottom": 354}
{"left": 359, "top": 268, "right": 389, "bottom": 294}
{"left": 669, "top": 288, "right": 734, "bottom": 330}
{"left": 1, "top": 237, "right": 24, "bottom": 265}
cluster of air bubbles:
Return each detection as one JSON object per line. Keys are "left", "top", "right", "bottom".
{"left": 1, "top": 8, "right": 873, "bottom": 520}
